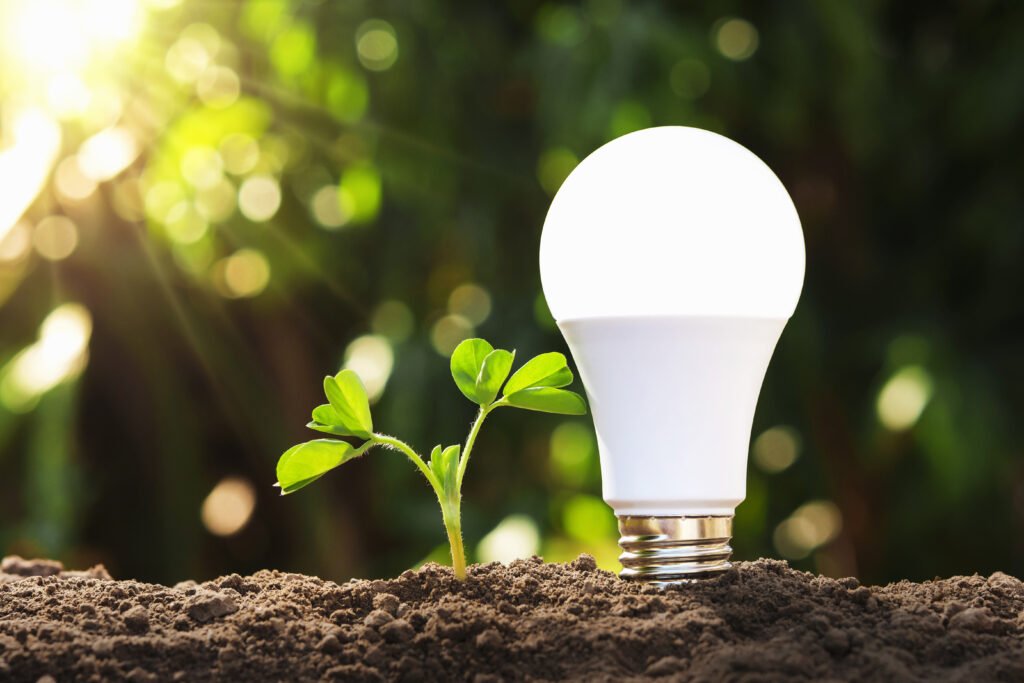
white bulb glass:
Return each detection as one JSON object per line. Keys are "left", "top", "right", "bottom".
{"left": 540, "top": 126, "right": 805, "bottom": 581}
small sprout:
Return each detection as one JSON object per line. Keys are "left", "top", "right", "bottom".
{"left": 275, "top": 339, "right": 587, "bottom": 579}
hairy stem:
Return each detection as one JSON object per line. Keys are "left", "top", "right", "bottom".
{"left": 443, "top": 508, "right": 466, "bottom": 580}
{"left": 373, "top": 432, "right": 468, "bottom": 578}
{"left": 456, "top": 406, "right": 489, "bottom": 491}
{"left": 371, "top": 434, "right": 441, "bottom": 493}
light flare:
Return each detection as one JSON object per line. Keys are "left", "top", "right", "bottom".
{"left": 0, "top": 303, "right": 93, "bottom": 412}
{"left": 0, "top": 0, "right": 144, "bottom": 78}
{"left": 343, "top": 335, "right": 394, "bottom": 402}
{"left": 77, "top": 126, "right": 139, "bottom": 182}
{"left": 0, "top": 108, "right": 62, "bottom": 243}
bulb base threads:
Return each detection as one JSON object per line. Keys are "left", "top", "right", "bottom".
{"left": 617, "top": 514, "right": 733, "bottom": 585}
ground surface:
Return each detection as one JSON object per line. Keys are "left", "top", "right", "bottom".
{"left": 0, "top": 554, "right": 1022, "bottom": 682}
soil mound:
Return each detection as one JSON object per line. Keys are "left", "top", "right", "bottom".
{"left": 1, "top": 554, "right": 1022, "bottom": 681}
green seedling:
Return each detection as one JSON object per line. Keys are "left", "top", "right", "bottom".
{"left": 275, "top": 338, "right": 587, "bottom": 579}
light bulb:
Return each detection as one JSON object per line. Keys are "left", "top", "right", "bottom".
{"left": 540, "top": 126, "right": 805, "bottom": 583}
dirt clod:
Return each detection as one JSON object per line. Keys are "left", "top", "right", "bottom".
{"left": 380, "top": 618, "right": 414, "bottom": 643}
{"left": 646, "top": 656, "right": 685, "bottom": 677}
{"left": 823, "top": 627, "right": 850, "bottom": 656}
{"left": 364, "top": 608, "right": 393, "bottom": 628}
{"left": 125, "top": 666, "right": 157, "bottom": 683}
{"left": 1, "top": 553, "right": 1023, "bottom": 681}
{"left": 475, "top": 627, "right": 502, "bottom": 649}
{"left": 184, "top": 591, "right": 237, "bottom": 623}
{"left": 372, "top": 592, "right": 400, "bottom": 615}
{"left": 0, "top": 557, "right": 63, "bottom": 578}
{"left": 122, "top": 605, "right": 150, "bottom": 633}
{"left": 0, "top": 556, "right": 111, "bottom": 584}
{"left": 316, "top": 634, "right": 341, "bottom": 653}
{"left": 949, "top": 606, "right": 995, "bottom": 632}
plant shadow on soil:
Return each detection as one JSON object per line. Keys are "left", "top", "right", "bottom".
{"left": 0, "top": 554, "right": 1023, "bottom": 681}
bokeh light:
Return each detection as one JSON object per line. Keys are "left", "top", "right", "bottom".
{"left": 343, "top": 335, "right": 394, "bottom": 403}
{"left": 195, "top": 179, "right": 237, "bottom": 223}
{"left": 77, "top": 127, "right": 139, "bottom": 182}
{"left": 46, "top": 74, "right": 91, "bottom": 118}
{"left": 55, "top": 157, "right": 97, "bottom": 201}
{"left": 713, "top": 17, "right": 759, "bottom": 61}
{"left": 773, "top": 501, "right": 843, "bottom": 560}
{"left": 216, "top": 248, "right": 271, "bottom": 298}
{"left": 0, "top": 0, "right": 142, "bottom": 78}
{"left": 477, "top": 515, "right": 541, "bottom": 564}
{"left": 607, "top": 101, "right": 652, "bottom": 138}
{"left": 447, "top": 283, "right": 492, "bottom": 326}
{"left": 0, "top": 222, "right": 31, "bottom": 264}
{"left": 310, "top": 186, "right": 350, "bottom": 229}
{"left": 197, "top": 66, "right": 241, "bottom": 109}
{"left": 0, "top": 108, "right": 61, "bottom": 238}
{"left": 549, "top": 422, "right": 596, "bottom": 487}
{"left": 371, "top": 300, "right": 415, "bottom": 342}
{"left": 562, "top": 495, "right": 616, "bottom": 544}
{"left": 201, "top": 477, "right": 257, "bottom": 537}
{"left": 219, "top": 134, "right": 260, "bottom": 176}
{"left": 670, "top": 59, "right": 711, "bottom": 100}
{"left": 536, "top": 4, "right": 587, "bottom": 46}
{"left": 752, "top": 425, "right": 802, "bottom": 474}
{"left": 338, "top": 163, "right": 382, "bottom": 224}
{"left": 180, "top": 147, "right": 224, "bottom": 190}
{"left": 356, "top": 20, "right": 399, "bottom": 72}
{"left": 430, "top": 314, "right": 473, "bottom": 356}
{"left": 164, "top": 202, "right": 208, "bottom": 244}
{"left": 536, "top": 148, "right": 578, "bottom": 196}
{"left": 0, "top": 303, "right": 92, "bottom": 412}
{"left": 32, "top": 216, "right": 78, "bottom": 261}
{"left": 271, "top": 23, "right": 316, "bottom": 79}
{"left": 238, "top": 176, "right": 282, "bottom": 222}
{"left": 877, "top": 366, "right": 934, "bottom": 431}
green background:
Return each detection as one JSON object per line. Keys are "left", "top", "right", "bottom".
{"left": 1, "top": 0, "right": 1022, "bottom": 586}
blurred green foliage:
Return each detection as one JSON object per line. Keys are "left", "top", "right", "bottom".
{"left": 1, "top": 0, "right": 1023, "bottom": 586}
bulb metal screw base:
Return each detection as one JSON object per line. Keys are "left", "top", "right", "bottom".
{"left": 617, "top": 514, "right": 733, "bottom": 585}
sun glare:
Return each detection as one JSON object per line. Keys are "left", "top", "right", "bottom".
{"left": 0, "top": 108, "right": 62, "bottom": 243}
{"left": 0, "top": 303, "right": 93, "bottom": 412}
{"left": 1, "top": 0, "right": 143, "bottom": 78}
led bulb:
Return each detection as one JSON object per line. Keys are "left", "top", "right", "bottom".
{"left": 540, "top": 126, "right": 805, "bottom": 583}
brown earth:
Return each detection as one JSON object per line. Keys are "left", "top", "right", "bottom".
{"left": 0, "top": 554, "right": 1022, "bottom": 682}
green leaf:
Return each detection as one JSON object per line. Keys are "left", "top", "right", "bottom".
{"left": 504, "top": 387, "right": 587, "bottom": 415}
{"left": 503, "top": 352, "right": 574, "bottom": 396}
{"left": 450, "top": 338, "right": 494, "bottom": 404}
{"left": 475, "top": 349, "right": 514, "bottom": 405}
{"left": 441, "top": 445, "right": 460, "bottom": 499}
{"left": 308, "top": 405, "right": 352, "bottom": 435}
{"left": 429, "top": 444, "right": 444, "bottom": 481}
{"left": 323, "top": 370, "right": 373, "bottom": 438}
{"left": 276, "top": 439, "right": 360, "bottom": 493}
{"left": 280, "top": 474, "right": 326, "bottom": 494}
{"left": 311, "top": 404, "right": 342, "bottom": 425}
{"left": 307, "top": 421, "right": 355, "bottom": 436}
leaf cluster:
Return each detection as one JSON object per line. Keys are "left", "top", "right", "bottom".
{"left": 276, "top": 340, "right": 585, "bottom": 494}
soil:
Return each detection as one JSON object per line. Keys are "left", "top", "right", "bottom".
{"left": 1, "top": 554, "right": 1022, "bottom": 682}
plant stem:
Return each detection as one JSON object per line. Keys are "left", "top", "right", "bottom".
{"left": 373, "top": 432, "right": 468, "bottom": 578}
{"left": 443, "top": 508, "right": 466, "bottom": 580}
{"left": 456, "top": 406, "right": 489, "bottom": 491}
{"left": 371, "top": 434, "right": 441, "bottom": 492}
{"left": 372, "top": 404, "right": 492, "bottom": 583}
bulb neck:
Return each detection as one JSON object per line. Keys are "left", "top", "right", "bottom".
{"left": 617, "top": 514, "right": 733, "bottom": 585}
